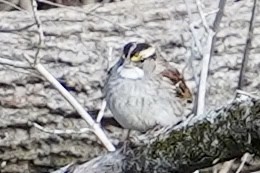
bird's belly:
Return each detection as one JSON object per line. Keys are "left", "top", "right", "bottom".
{"left": 105, "top": 78, "right": 183, "bottom": 131}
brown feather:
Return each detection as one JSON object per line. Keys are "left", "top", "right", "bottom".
{"left": 161, "top": 69, "right": 192, "bottom": 102}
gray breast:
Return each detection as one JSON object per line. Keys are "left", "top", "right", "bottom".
{"left": 103, "top": 70, "right": 184, "bottom": 131}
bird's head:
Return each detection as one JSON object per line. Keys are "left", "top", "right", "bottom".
{"left": 123, "top": 42, "right": 156, "bottom": 64}
{"left": 115, "top": 42, "right": 156, "bottom": 79}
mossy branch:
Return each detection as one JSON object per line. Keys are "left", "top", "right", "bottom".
{"left": 55, "top": 98, "right": 260, "bottom": 173}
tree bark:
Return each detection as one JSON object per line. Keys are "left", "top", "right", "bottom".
{"left": 0, "top": 0, "right": 258, "bottom": 172}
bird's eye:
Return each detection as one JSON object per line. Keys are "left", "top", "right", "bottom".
{"left": 187, "top": 99, "right": 192, "bottom": 104}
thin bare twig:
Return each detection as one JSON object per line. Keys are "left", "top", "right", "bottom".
{"left": 37, "top": 0, "right": 101, "bottom": 14}
{"left": 0, "top": 23, "right": 35, "bottom": 32}
{"left": 96, "top": 100, "right": 107, "bottom": 123}
{"left": 195, "top": 0, "right": 225, "bottom": 116}
{"left": 183, "top": 0, "right": 218, "bottom": 88}
{"left": 182, "top": 39, "right": 199, "bottom": 86}
{"left": 189, "top": 22, "right": 203, "bottom": 55}
{"left": 237, "top": 0, "right": 257, "bottom": 90}
{"left": 31, "top": 0, "right": 45, "bottom": 65}
{"left": 27, "top": 0, "right": 115, "bottom": 151}
{"left": 183, "top": 0, "right": 203, "bottom": 55}
{"left": 189, "top": 9, "right": 219, "bottom": 55}
{"left": 182, "top": 0, "right": 201, "bottom": 90}
{"left": 37, "top": 0, "right": 151, "bottom": 42}
{"left": 195, "top": 0, "right": 210, "bottom": 33}
{"left": 236, "top": 153, "right": 250, "bottom": 173}
{"left": 196, "top": 31, "right": 215, "bottom": 115}
{"left": 0, "top": 57, "right": 31, "bottom": 68}
{"left": 108, "top": 47, "right": 114, "bottom": 62}
{"left": 24, "top": 54, "right": 115, "bottom": 152}
{"left": 106, "top": 46, "right": 115, "bottom": 70}
{"left": 193, "top": 0, "right": 215, "bottom": 116}
{"left": 33, "top": 122, "right": 91, "bottom": 134}
{"left": 0, "top": 0, "right": 28, "bottom": 12}
{"left": 37, "top": 0, "right": 150, "bottom": 42}
{"left": 236, "top": 89, "right": 260, "bottom": 100}
{"left": 190, "top": 40, "right": 199, "bottom": 84}
{"left": 37, "top": 0, "right": 129, "bottom": 30}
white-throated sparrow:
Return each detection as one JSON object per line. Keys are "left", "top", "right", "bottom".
{"left": 103, "top": 42, "right": 193, "bottom": 131}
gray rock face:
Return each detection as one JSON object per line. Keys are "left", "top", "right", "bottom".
{"left": 0, "top": 0, "right": 32, "bottom": 11}
{"left": 0, "top": 0, "right": 258, "bottom": 172}
{"left": 0, "top": 0, "right": 124, "bottom": 11}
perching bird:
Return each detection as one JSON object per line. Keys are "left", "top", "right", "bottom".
{"left": 103, "top": 42, "right": 193, "bottom": 131}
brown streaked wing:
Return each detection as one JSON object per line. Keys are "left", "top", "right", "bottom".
{"left": 161, "top": 68, "right": 192, "bottom": 101}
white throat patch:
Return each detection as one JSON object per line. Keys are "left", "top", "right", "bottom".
{"left": 117, "top": 66, "right": 144, "bottom": 79}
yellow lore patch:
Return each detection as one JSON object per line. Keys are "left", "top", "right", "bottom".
{"left": 131, "top": 54, "right": 142, "bottom": 62}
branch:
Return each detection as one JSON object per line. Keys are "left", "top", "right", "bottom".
{"left": 53, "top": 97, "right": 260, "bottom": 173}
{"left": 235, "top": 153, "right": 250, "bottom": 173}
{"left": 0, "top": 57, "right": 31, "bottom": 68}
{"left": 236, "top": 90, "right": 260, "bottom": 100}
{"left": 195, "top": 0, "right": 226, "bottom": 116}
{"left": 237, "top": 0, "right": 257, "bottom": 90}
{"left": 32, "top": 122, "right": 91, "bottom": 134}
{"left": 196, "top": 30, "right": 215, "bottom": 115}
{"left": 26, "top": 0, "right": 116, "bottom": 152}
{"left": 24, "top": 53, "right": 116, "bottom": 152}
{"left": 195, "top": 0, "right": 210, "bottom": 33}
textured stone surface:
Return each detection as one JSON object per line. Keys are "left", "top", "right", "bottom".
{"left": 0, "top": 0, "right": 258, "bottom": 172}
{"left": 0, "top": 0, "right": 95, "bottom": 11}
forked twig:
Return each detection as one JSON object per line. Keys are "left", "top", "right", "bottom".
{"left": 26, "top": 2, "right": 116, "bottom": 151}
{"left": 24, "top": 54, "right": 115, "bottom": 151}
{"left": 32, "top": 122, "right": 92, "bottom": 134}
{"left": 195, "top": 0, "right": 210, "bottom": 33}
{"left": 195, "top": 0, "right": 226, "bottom": 116}
{"left": 37, "top": 0, "right": 129, "bottom": 30}
{"left": 37, "top": 0, "right": 150, "bottom": 41}
{"left": 183, "top": 0, "right": 218, "bottom": 89}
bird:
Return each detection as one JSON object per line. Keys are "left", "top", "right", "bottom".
{"left": 103, "top": 42, "right": 193, "bottom": 132}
